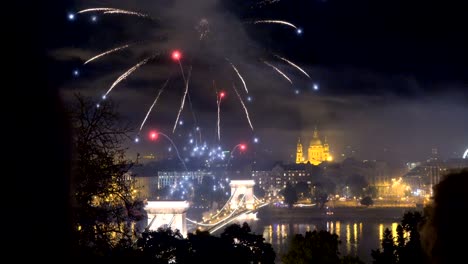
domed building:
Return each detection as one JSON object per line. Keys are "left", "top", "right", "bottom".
{"left": 296, "top": 127, "right": 332, "bottom": 165}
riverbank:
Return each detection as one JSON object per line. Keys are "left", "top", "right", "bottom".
{"left": 257, "top": 205, "right": 420, "bottom": 222}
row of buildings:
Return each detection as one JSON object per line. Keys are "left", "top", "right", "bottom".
{"left": 130, "top": 128, "right": 467, "bottom": 202}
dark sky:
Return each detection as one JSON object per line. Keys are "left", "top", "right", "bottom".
{"left": 47, "top": 0, "right": 467, "bottom": 164}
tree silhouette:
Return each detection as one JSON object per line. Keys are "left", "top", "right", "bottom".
{"left": 137, "top": 228, "right": 191, "bottom": 263}
{"left": 69, "top": 94, "right": 142, "bottom": 257}
{"left": 295, "top": 181, "right": 310, "bottom": 199}
{"left": 283, "top": 182, "right": 298, "bottom": 208}
{"left": 313, "top": 182, "right": 329, "bottom": 208}
{"left": 282, "top": 230, "right": 364, "bottom": 264}
{"left": 220, "top": 222, "right": 276, "bottom": 264}
{"left": 360, "top": 196, "right": 374, "bottom": 207}
{"left": 421, "top": 169, "right": 468, "bottom": 264}
{"left": 371, "top": 211, "right": 426, "bottom": 264}
{"left": 130, "top": 223, "right": 275, "bottom": 264}
{"left": 371, "top": 228, "right": 397, "bottom": 264}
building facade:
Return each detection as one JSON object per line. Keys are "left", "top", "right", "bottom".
{"left": 296, "top": 127, "right": 332, "bottom": 165}
{"left": 252, "top": 163, "right": 321, "bottom": 196}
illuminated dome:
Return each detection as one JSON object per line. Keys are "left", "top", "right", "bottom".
{"left": 310, "top": 138, "right": 322, "bottom": 146}
{"left": 296, "top": 126, "right": 331, "bottom": 166}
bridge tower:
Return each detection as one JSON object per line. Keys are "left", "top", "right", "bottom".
{"left": 229, "top": 180, "right": 255, "bottom": 210}
{"left": 145, "top": 201, "right": 190, "bottom": 237}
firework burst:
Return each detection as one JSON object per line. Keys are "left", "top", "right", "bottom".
{"left": 70, "top": 1, "right": 311, "bottom": 146}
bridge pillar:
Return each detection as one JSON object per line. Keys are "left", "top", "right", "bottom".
{"left": 230, "top": 180, "right": 255, "bottom": 210}
{"left": 144, "top": 201, "right": 190, "bottom": 237}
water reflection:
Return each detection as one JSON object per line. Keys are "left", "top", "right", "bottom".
{"left": 258, "top": 220, "right": 398, "bottom": 263}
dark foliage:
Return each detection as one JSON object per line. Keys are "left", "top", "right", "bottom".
{"left": 282, "top": 229, "right": 364, "bottom": 264}
{"left": 421, "top": 169, "right": 468, "bottom": 264}
{"left": 371, "top": 211, "right": 426, "bottom": 264}
{"left": 282, "top": 182, "right": 298, "bottom": 208}
{"left": 360, "top": 196, "right": 374, "bottom": 206}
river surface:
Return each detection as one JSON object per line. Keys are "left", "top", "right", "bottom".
{"left": 192, "top": 206, "right": 418, "bottom": 264}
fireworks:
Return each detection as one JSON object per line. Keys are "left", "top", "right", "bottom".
{"left": 217, "top": 90, "right": 226, "bottom": 141}
{"left": 84, "top": 44, "right": 130, "bottom": 65}
{"left": 71, "top": 1, "right": 310, "bottom": 147}
{"left": 263, "top": 61, "right": 293, "bottom": 84}
{"left": 139, "top": 79, "right": 170, "bottom": 133}
{"left": 274, "top": 54, "right": 310, "bottom": 78}
{"left": 232, "top": 84, "right": 254, "bottom": 130}
{"left": 227, "top": 59, "right": 249, "bottom": 93}
{"left": 173, "top": 67, "right": 192, "bottom": 133}
{"left": 77, "top": 8, "right": 149, "bottom": 18}
{"left": 103, "top": 56, "right": 154, "bottom": 99}
{"left": 253, "top": 20, "right": 298, "bottom": 30}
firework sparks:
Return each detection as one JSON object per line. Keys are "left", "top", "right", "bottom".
{"left": 217, "top": 90, "right": 226, "bottom": 141}
{"left": 217, "top": 92, "right": 221, "bottom": 141}
{"left": 74, "top": 3, "right": 305, "bottom": 139}
{"left": 84, "top": 44, "right": 130, "bottom": 65}
{"left": 227, "top": 59, "right": 248, "bottom": 93}
{"left": 78, "top": 8, "right": 118, "bottom": 13}
{"left": 172, "top": 50, "right": 199, "bottom": 135}
{"left": 274, "top": 55, "right": 310, "bottom": 78}
{"left": 254, "top": 20, "right": 298, "bottom": 30}
{"left": 78, "top": 8, "right": 148, "bottom": 18}
{"left": 232, "top": 84, "right": 254, "bottom": 130}
{"left": 103, "top": 56, "right": 153, "bottom": 98}
{"left": 173, "top": 67, "right": 193, "bottom": 133}
{"left": 103, "top": 10, "right": 149, "bottom": 18}
{"left": 139, "top": 79, "right": 170, "bottom": 132}
{"left": 263, "top": 61, "right": 292, "bottom": 84}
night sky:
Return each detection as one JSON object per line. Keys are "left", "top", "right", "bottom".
{"left": 38, "top": 0, "right": 468, "bottom": 164}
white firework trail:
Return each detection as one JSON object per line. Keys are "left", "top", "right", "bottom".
{"left": 227, "top": 59, "right": 248, "bottom": 93}
{"left": 139, "top": 79, "right": 170, "bottom": 132}
{"left": 84, "top": 44, "right": 130, "bottom": 65}
{"left": 254, "top": 20, "right": 298, "bottom": 30}
{"left": 103, "top": 56, "right": 152, "bottom": 98}
{"left": 217, "top": 91, "right": 221, "bottom": 141}
{"left": 78, "top": 8, "right": 118, "bottom": 14}
{"left": 274, "top": 55, "right": 311, "bottom": 78}
{"left": 157, "top": 132, "right": 188, "bottom": 171}
{"left": 173, "top": 67, "right": 192, "bottom": 133}
{"left": 232, "top": 84, "right": 254, "bottom": 130}
{"left": 263, "top": 61, "right": 292, "bottom": 84}
{"left": 103, "top": 10, "right": 149, "bottom": 18}
{"left": 177, "top": 60, "right": 199, "bottom": 137}
{"left": 78, "top": 8, "right": 148, "bottom": 18}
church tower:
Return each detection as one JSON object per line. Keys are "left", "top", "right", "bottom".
{"left": 307, "top": 127, "right": 324, "bottom": 165}
{"left": 295, "top": 126, "right": 333, "bottom": 165}
{"left": 296, "top": 137, "right": 304, "bottom": 164}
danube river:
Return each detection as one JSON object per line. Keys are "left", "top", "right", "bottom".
{"left": 213, "top": 206, "right": 419, "bottom": 264}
